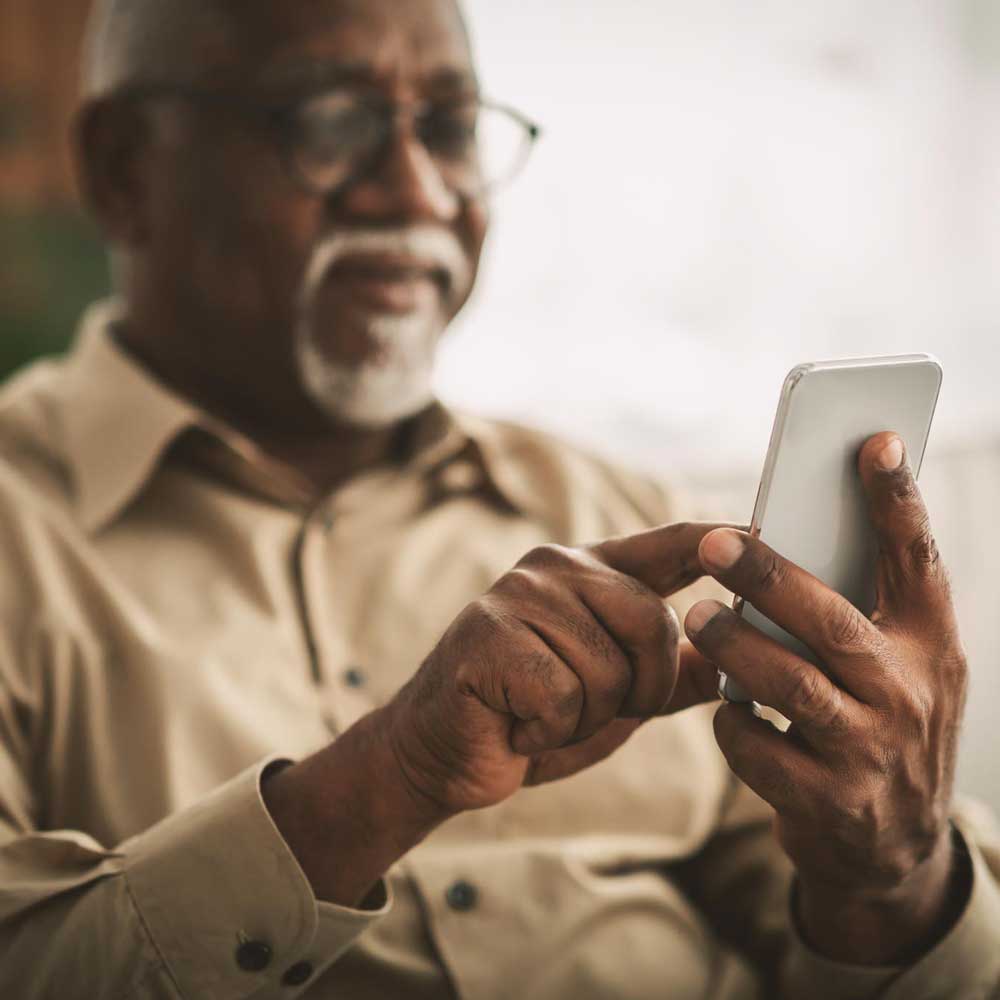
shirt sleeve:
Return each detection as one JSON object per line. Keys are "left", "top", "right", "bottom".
{"left": 0, "top": 752, "right": 391, "bottom": 1000}
{"left": 672, "top": 773, "right": 1000, "bottom": 998}
{"left": 782, "top": 812, "right": 1000, "bottom": 999}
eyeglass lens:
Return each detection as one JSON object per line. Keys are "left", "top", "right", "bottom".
{"left": 289, "top": 93, "right": 533, "bottom": 196}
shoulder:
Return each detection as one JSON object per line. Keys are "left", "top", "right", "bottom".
{"left": 0, "top": 358, "right": 82, "bottom": 618}
{"left": 0, "top": 356, "right": 74, "bottom": 509}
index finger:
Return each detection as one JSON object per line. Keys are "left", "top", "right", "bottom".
{"left": 858, "top": 432, "right": 951, "bottom": 619}
{"left": 591, "top": 522, "right": 745, "bottom": 597}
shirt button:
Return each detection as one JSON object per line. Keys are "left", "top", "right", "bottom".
{"left": 282, "top": 961, "right": 314, "bottom": 986}
{"left": 438, "top": 461, "right": 482, "bottom": 494}
{"left": 343, "top": 667, "right": 366, "bottom": 688}
{"left": 445, "top": 879, "right": 479, "bottom": 912}
{"left": 235, "top": 939, "right": 273, "bottom": 972}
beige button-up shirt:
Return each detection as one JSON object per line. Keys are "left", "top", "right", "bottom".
{"left": 1, "top": 302, "right": 999, "bottom": 1000}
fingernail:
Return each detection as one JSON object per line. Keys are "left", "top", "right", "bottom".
{"left": 877, "top": 437, "right": 904, "bottom": 471}
{"left": 686, "top": 600, "right": 723, "bottom": 635}
{"left": 701, "top": 530, "right": 745, "bottom": 572}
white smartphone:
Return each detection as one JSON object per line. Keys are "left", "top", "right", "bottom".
{"left": 718, "top": 354, "right": 943, "bottom": 704}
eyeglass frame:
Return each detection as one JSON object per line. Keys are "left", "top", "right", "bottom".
{"left": 107, "top": 81, "right": 543, "bottom": 199}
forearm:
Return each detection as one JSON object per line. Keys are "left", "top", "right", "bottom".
{"left": 795, "top": 826, "right": 971, "bottom": 967}
{"left": 261, "top": 703, "right": 450, "bottom": 908}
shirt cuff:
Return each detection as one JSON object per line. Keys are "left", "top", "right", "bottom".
{"left": 782, "top": 821, "right": 1000, "bottom": 1000}
{"left": 122, "top": 757, "right": 392, "bottom": 1000}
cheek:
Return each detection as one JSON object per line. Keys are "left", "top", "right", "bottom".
{"left": 152, "top": 137, "right": 323, "bottom": 328}
{"left": 454, "top": 198, "right": 489, "bottom": 308}
{"left": 464, "top": 198, "right": 489, "bottom": 258}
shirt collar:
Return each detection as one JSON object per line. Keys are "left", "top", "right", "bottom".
{"left": 57, "top": 300, "right": 536, "bottom": 532}
{"left": 58, "top": 300, "right": 201, "bottom": 533}
{"left": 447, "top": 411, "right": 551, "bottom": 521}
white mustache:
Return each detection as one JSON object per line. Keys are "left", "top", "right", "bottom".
{"left": 299, "top": 225, "right": 472, "bottom": 311}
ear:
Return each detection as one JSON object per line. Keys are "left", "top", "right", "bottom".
{"left": 72, "top": 99, "right": 155, "bottom": 248}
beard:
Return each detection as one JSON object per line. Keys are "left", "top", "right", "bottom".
{"left": 294, "top": 225, "right": 472, "bottom": 429}
{"left": 296, "top": 311, "right": 441, "bottom": 428}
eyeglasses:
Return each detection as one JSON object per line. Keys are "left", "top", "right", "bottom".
{"left": 115, "top": 83, "right": 542, "bottom": 198}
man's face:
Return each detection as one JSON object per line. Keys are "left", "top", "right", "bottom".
{"left": 140, "top": 0, "right": 488, "bottom": 430}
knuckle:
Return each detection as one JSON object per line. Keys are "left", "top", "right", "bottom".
{"left": 517, "top": 652, "right": 582, "bottom": 723}
{"left": 470, "top": 594, "right": 511, "bottom": 636}
{"left": 823, "top": 598, "right": 869, "bottom": 653}
{"left": 783, "top": 665, "right": 839, "bottom": 727}
{"left": 518, "top": 543, "right": 577, "bottom": 572}
{"left": 561, "top": 611, "right": 617, "bottom": 662}
{"left": 494, "top": 566, "right": 541, "bottom": 599}
{"left": 753, "top": 552, "right": 787, "bottom": 594}
{"left": 603, "top": 564, "right": 655, "bottom": 600}
{"left": 547, "top": 672, "right": 584, "bottom": 719}
{"left": 662, "top": 602, "right": 681, "bottom": 641}
{"left": 642, "top": 599, "right": 679, "bottom": 645}
{"left": 946, "top": 647, "right": 970, "bottom": 691}
{"left": 937, "top": 564, "right": 956, "bottom": 604}
{"left": 461, "top": 596, "right": 508, "bottom": 640}
{"left": 906, "top": 524, "right": 942, "bottom": 578}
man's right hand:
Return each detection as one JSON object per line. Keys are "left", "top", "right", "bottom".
{"left": 263, "top": 522, "right": 728, "bottom": 907}
{"left": 386, "top": 522, "right": 728, "bottom": 820}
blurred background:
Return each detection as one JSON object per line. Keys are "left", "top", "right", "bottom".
{"left": 1, "top": 1, "right": 997, "bottom": 808}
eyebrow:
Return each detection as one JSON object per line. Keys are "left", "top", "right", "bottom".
{"left": 257, "top": 58, "right": 479, "bottom": 98}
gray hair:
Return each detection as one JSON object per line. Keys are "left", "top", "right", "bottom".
{"left": 81, "top": 0, "right": 236, "bottom": 99}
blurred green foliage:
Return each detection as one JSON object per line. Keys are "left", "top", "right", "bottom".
{"left": 0, "top": 208, "right": 110, "bottom": 382}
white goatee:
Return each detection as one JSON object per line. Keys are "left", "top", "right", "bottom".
{"left": 294, "top": 225, "right": 472, "bottom": 429}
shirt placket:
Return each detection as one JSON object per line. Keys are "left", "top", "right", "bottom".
{"left": 292, "top": 503, "right": 375, "bottom": 737}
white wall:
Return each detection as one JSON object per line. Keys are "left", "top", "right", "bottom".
{"left": 438, "top": 1, "right": 1000, "bottom": 809}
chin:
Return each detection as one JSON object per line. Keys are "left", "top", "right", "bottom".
{"left": 295, "top": 338, "right": 438, "bottom": 429}
{"left": 295, "top": 296, "right": 448, "bottom": 428}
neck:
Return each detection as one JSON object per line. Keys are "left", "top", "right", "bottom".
{"left": 250, "top": 421, "right": 404, "bottom": 497}
{"left": 113, "top": 320, "right": 408, "bottom": 497}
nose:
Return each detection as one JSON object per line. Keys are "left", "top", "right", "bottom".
{"left": 335, "top": 130, "right": 461, "bottom": 225}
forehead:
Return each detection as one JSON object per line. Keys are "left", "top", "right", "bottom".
{"left": 227, "top": 0, "right": 475, "bottom": 93}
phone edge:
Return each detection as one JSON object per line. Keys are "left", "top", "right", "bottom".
{"left": 717, "top": 354, "right": 942, "bottom": 703}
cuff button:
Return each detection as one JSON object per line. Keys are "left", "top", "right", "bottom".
{"left": 343, "top": 667, "right": 366, "bottom": 688}
{"left": 445, "top": 879, "right": 479, "bottom": 912}
{"left": 235, "top": 938, "right": 273, "bottom": 972}
{"left": 282, "top": 961, "right": 314, "bottom": 986}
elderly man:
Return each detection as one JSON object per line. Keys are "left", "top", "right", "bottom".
{"left": 1, "top": 0, "right": 998, "bottom": 997}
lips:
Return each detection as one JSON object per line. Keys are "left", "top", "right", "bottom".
{"left": 323, "top": 253, "right": 446, "bottom": 315}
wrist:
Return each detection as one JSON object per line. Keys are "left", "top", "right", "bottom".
{"left": 262, "top": 704, "right": 449, "bottom": 907}
{"left": 795, "top": 826, "right": 971, "bottom": 966}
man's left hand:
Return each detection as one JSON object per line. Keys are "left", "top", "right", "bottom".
{"left": 684, "top": 431, "right": 970, "bottom": 966}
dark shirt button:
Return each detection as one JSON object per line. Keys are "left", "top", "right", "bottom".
{"left": 235, "top": 939, "right": 272, "bottom": 972}
{"left": 445, "top": 880, "right": 478, "bottom": 912}
{"left": 343, "top": 667, "right": 366, "bottom": 688}
{"left": 282, "top": 961, "right": 314, "bottom": 986}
